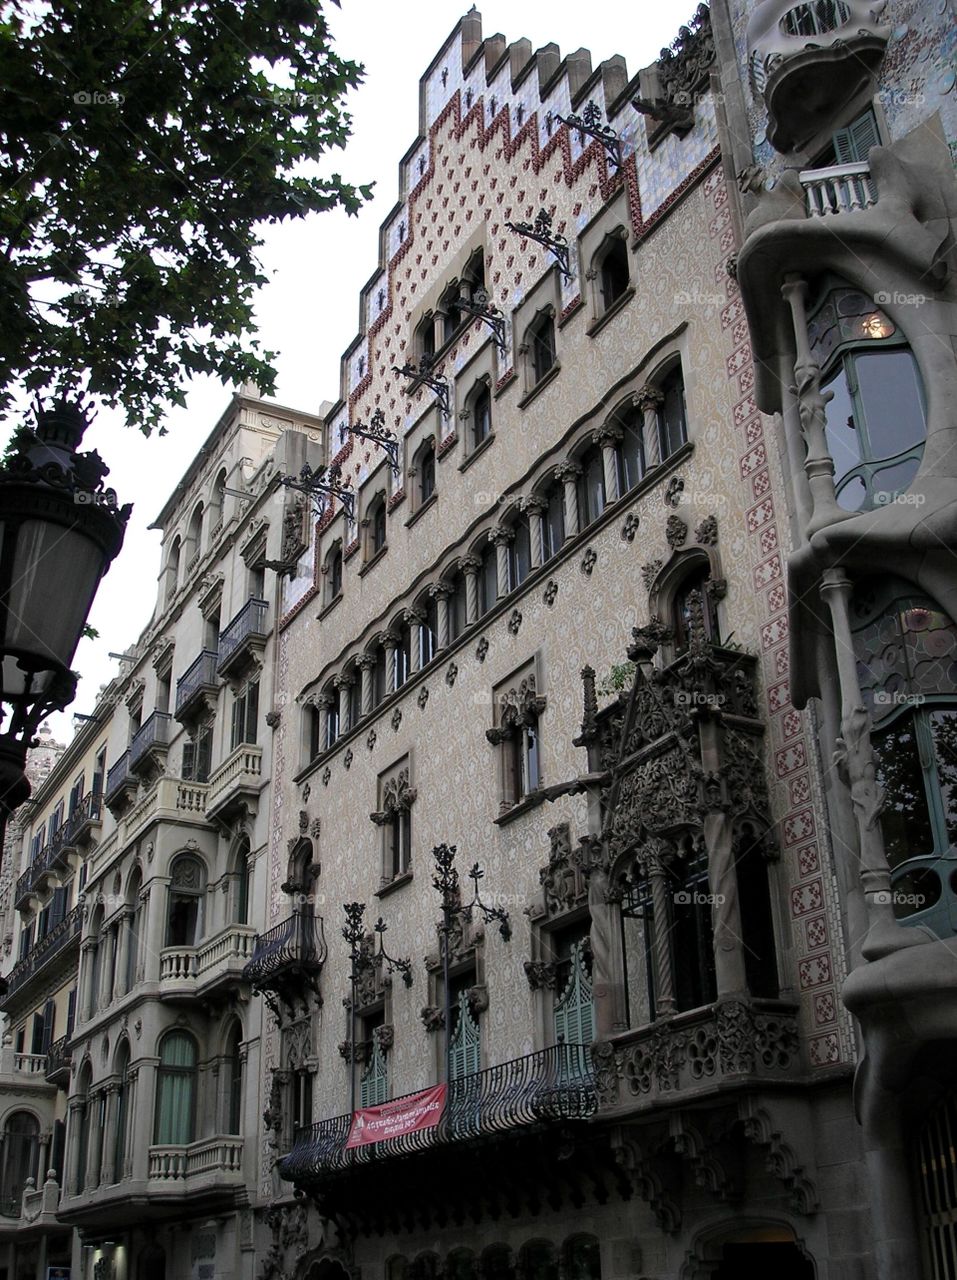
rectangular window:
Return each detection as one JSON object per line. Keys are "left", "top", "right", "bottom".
{"left": 68, "top": 774, "right": 85, "bottom": 817}
{"left": 92, "top": 748, "right": 106, "bottom": 796}
{"left": 231, "top": 681, "right": 259, "bottom": 749}
{"left": 657, "top": 366, "right": 688, "bottom": 460}
{"left": 183, "top": 724, "right": 213, "bottom": 783}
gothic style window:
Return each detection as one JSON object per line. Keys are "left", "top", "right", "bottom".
{"left": 553, "top": 933, "right": 594, "bottom": 1080}
{"left": 656, "top": 364, "right": 688, "bottom": 461}
{"left": 291, "top": 1068, "right": 312, "bottom": 1134}
{"left": 448, "top": 986, "right": 481, "bottom": 1081}
{"left": 325, "top": 541, "right": 343, "bottom": 605}
{"left": 413, "top": 438, "right": 436, "bottom": 507}
{"left": 125, "top": 869, "right": 142, "bottom": 992}
{"left": 852, "top": 578, "right": 957, "bottom": 937}
{"left": 487, "top": 670, "right": 546, "bottom": 812}
{"left": 0, "top": 1112, "right": 39, "bottom": 1216}
{"left": 419, "top": 595, "right": 439, "bottom": 666}
{"left": 154, "top": 1031, "right": 197, "bottom": 1145}
{"left": 416, "top": 313, "right": 436, "bottom": 364}
{"left": 166, "top": 854, "right": 206, "bottom": 947}
{"left": 324, "top": 683, "right": 339, "bottom": 747}
{"left": 470, "top": 382, "right": 492, "bottom": 452}
{"left": 233, "top": 835, "right": 251, "bottom": 925}
{"left": 525, "top": 309, "right": 556, "bottom": 387}
{"left": 230, "top": 678, "right": 259, "bottom": 750}
{"left": 395, "top": 618, "right": 413, "bottom": 689}
{"left": 372, "top": 763, "right": 417, "bottom": 883}
{"left": 808, "top": 284, "right": 925, "bottom": 511}
{"left": 594, "top": 233, "right": 629, "bottom": 313}
{"left": 577, "top": 446, "right": 606, "bottom": 528}
{"left": 541, "top": 480, "right": 565, "bottom": 562}
{"left": 447, "top": 570, "right": 467, "bottom": 642}
{"left": 672, "top": 564, "right": 717, "bottom": 651}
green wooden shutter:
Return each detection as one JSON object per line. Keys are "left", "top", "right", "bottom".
{"left": 182, "top": 740, "right": 196, "bottom": 781}
{"left": 231, "top": 696, "right": 243, "bottom": 750}
{"left": 360, "top": 1038, "right": 389, "bottom": 1107}
{"left": 554, "top": 940, "right": 594, "bottom": 1080}
{"left": 448, "top": 991, "right": 481, "bottom": 1081}
{"left": 246, "top": 680, "right": 259, "bottom": 745}
{"left": 832, "top": 109, "right": 880, "bottom": 163}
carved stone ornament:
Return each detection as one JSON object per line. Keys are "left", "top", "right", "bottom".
{"left": 621, "top": 512, "right": 640, "bottom": 542}
{"left": 695, "top": 514, "right": 718, "bottom": 545}
{"left": 322, "top": 767, "right": 331, "bottom": 787}
{"left": 281, "top": 496, "right": 308, "bottom": 563}
{"left": 665, "top": 514, "right": 688, "bottom": 548}
{"left": 371, "top": 767, "right": 417, "bottom": 826}
{"left": 581, "top": 548, "right": 598, "bottom": 576}
{"left": 367, "top": 730, "right": 377, "bottom": 751}
{"left": 544, "top": 579, "right": 559, "bottom": 607}
{"left": 420, "top": 1005, "right": 445, "bottom": 1032}
{"left": 418, "top": 686, "right": 430, "bottom": 709}
{"left": 446, "top": 662, "right": 458, "bottom": 687}
{"left": 265, "top": 709, "right": 281, "bottom": 728}
{"left": 476, "top": 636, "right": 489, "bottom": 663}
{"left": 508, "top": 608, "right": 523, "bottom": 635}
{"left": 664, "top": 476, "right": 685, "bottom": 508}
{"left": 391, "top": 707, "right": 403, "bottom": 731}
{"left": 641, "top": 559, "right": 663, "bottom": 591}
{"left": 524, "top": 960, "right": 558, "bottom": 990}
{"left": 486, "top": 673, "right": 546, "bottom": 744}
{"left": 540, "top": 822, "right": 586, "bottom": 915}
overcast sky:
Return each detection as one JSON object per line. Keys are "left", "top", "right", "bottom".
{"left": 13, "top": 0, "right": 696, "bottom": 744}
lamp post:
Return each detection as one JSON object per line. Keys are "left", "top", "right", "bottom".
{"left": 0, "top": 401, "right": 130, "bottom": 849}
{"left": 430, "top": 844, "right": 511, "bottom": 1091}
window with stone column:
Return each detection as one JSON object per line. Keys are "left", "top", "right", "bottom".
{"left": 486, "top": 663, "right": 546, "bottom": 814}
{"left": 371, "top": 757, "right": 416, "bottom": 887}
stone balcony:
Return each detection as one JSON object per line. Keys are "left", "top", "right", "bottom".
{"left": 592, "top": 998, "right": 802, "bottom": 1117}
{"left": 119, "top": 775, "right": 210, "bottom": 848}
{"left": 799, "top": 160, "right": 877, "bottom": 218}
{"left": 158, "top": 924, "right": 257, "bottom": 1001}
{"left": 148, "top": 1136, "right": 244, "bottom": 1187}
{"left": 205, "top": 743, "right": 264, "bottom": 822}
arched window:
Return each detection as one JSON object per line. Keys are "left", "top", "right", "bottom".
{"left": 373, "top": 646, "right": 388, "bottom": 707}
{"left": 656, "top": 363, "right": 688, "bottom": 461}
{"left": 224, "top": 1023, "right": 243, "bottom": 1134}
{"left": 416, "top": 313, "right": 436, "bottom": 364}
{"left": 395, "top": 618, "right": 413, "bottom": 689}
{"left": 0, "top": 1112, "right": 39, "bottom": 1216}
{"left": 852, "top": 577, "right": 957, "bottom": 937}
{"left": 324, "top": 684, "right": 340, "bottom": 748}
{"left": 419, "top": 594, "right": 439, "bottom": 666}
{"left": 594, "top": 232, "right": 629, "bottom": 314}
{"left": 233, "top": 835, "right": 251, "bottom": 925}
{"left": 210, "top": 467, "right": 227, "bottom": 532}
{"left": 525, "top": 310, "right": 556, "bottom": 386}
{"left": 616, "top": 404, "right": 646, "bottom": 493}
{"left": 541, "top": 479, "right": 565, "bottom": 562}
{"left": 808, "top": 284, "right": 926, "bottom": 511}
{"left": 468, "top": 381, "right": 492, "bottom": 452}
{"left": 166, "top": 854, "right": 206, "bottom": 947}
{"left": 367, "top": 496, "right": 387, "bottom": 559}
{"left": 518, "top": 1241, "right": 558, "bottom": 1280}
{"left": 447, "top": 571, "right": 467, "bottom": 642}
{"left": 325, "top": 541, "right": 343, "bottom": 606}
{"left": 414, "top": 439, "right": 436, "bottom": 508}
{"left": 125, "top": 869, "right": 142, "bottom": 994}
{"left": 562, "top": 1235, "right": 602, "bottom": 1280}
{"left": 154, "top": 1031, "right": 197, "bottom": 1145}
{"left": 185, "top": 502, "right": 204, "bottom": 564}
{"left": 477, "top": 541, "right": 498, "bottom": 617}
{"left": 577, "top": 445, "right": 606, "bottom": 528}
{"left": 164, "top": 536, "right": 181, "bottom": 606}
{"left": 112, "top": 1042, "right": 130, "bottom": 1182}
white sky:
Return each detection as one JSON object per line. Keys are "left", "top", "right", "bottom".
{"left": 12, "top": 0, "right": 695, "bottom": 744}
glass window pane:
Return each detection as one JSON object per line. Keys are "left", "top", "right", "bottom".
{"left": 619, "top": 415, "right": 645, "bottom": 491}
{"left": 872, "top": 717, "right": 935, "bottom": 866}
{"left": 822, "top": 365, "right": 861, "bottom": 494}
{"left": 855, "top": 350, "right": 926, "bottom": 462}
{"left": 930, "top": 710, "right": 957, "bottom": 848}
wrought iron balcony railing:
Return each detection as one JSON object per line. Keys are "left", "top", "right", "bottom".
{"left": 243, "top": 913, "right": 327, "bottom": 989}
{"left": 44, "top": 1035, "right": 72, "bottom": 1086}
{"left": 62, "top": 791, "right": 102, "bottom": 848}
{"left": 217, "top": 597, "right": 269, "bottom": 675}
{"left": 104, "top": 751, "right": 134, "bottom": 804}
{"left": 175, "top": 649, "right": 219, "bottom": 718}
{"left": 129, "top": 711, "right": 173, "bottom": 768}
{"left": 279, "top": 1044, "right": 596, "bottom": 1182}
{"left": 0, "top": 905, "right": 82, "bottom": 1006}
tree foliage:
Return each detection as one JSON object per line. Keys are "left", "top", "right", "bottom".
{"left": 0, "top": 0, "right": 370, "bottom": 433}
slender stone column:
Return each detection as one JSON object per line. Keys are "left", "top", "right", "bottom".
{"left": 142, "top": 885, "right": 165, "bottom": 984}
{"left": 406, "top": 609, "right": 425, "bottom": 674}
{"left": 356, "top": 654, "right": 376, "bottom": 716}
{"left": 648, "top": 852, "right": 676, "bottom": 1017}
{"left": 459, "top": 556, "right": 480, "bottom": 625}
{"left": 99, "top": 1085, "right": 119, "bottom": 1186}
{"left": 66, "top": 1100, "right": 84, "bottom": 1194}
{"left": 489, "top": 527, "right": 514, "bottom": 599}
{"left": 555, "top": 462, "right": 582, "bottom": 539}
{"left": 96, "top": 931, "right": 112, "bottom": 1013}
{"left": 634, "top": 385, "right": 664, "bottom": 470}
{"left": 781, "top": 273, "right": 847, "bottom": 536}
{"left": 524, "top": 497, "right": 547, "bottom": 569}
{"left": 315, "top": 692, "right": 334, "bottom": 748}
{"left": 114, "top": 909, "right": 132, "bottom": 999}
{"left": 334, "top": 673, "right": 354, "bottom": 734}
{"left": 593, "top": 423, "right": 623, "bottom": 503}
{"left": 430, "top": 584, "right": 452, "bottom": 648}
{"left": 79, "top": 940, "right": 97, "bottom": 1021}
{"left": 381, "top": 631, "right": 400, "bottom": 694}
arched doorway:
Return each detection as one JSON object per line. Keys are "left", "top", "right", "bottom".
{"left": 711, "top": 1235, "right": 814, "bottom": 1279}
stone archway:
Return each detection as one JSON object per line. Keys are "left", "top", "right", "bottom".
{"left": 685, "top": 1223, "right": 816, "bottom": 1280}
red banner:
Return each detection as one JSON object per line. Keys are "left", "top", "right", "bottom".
{"left": 345, "top": 1083, "right": 447, "bottom": 1149}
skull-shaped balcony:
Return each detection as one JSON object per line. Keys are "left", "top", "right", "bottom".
{"left": 747, "top": 0, "right": 890, "bottom": 152}
{"left": 243, "top": 912, "right": 327, "bottom": 1014}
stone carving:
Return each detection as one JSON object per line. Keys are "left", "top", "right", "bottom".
{"left": 486, "top": 674, "right": 547, "bottom": 745}
{"left": 476, "top": 636, "right": 489, "bottom": 662}
{"left": 281, "top": 497, "right": 308, "bottom": 563}
{"left": 420, "top": 1005, "right": 445, "bottom": 1032}
{"left": 370, "top": 767, "right": 417, "bottom": 826}
{"left": 664, "top": 476, "right": 685, "bottom": 508}
{"left": 581, "top": 548, "right": 598, "bottom": 576}
{"left": 641, "top": 559, "right": 663, "bottom": 590}
{"left": 540, "top": 822, "right": 586, "bottom": 915}
{"left": 322, "top": 767, "right": 331, "bottom": 787}
{"left": 343, "top": 749, "right": 353, "bottom": 770}
{"left": 367, "top": 730, "right": 377, "bottom": 751}
{"left": 632, "top": 3, "right": 714, "bottom": 144}
{"left": 665, "top": 514, "right": 688, "bottom": 548}
{"left": 621, "top": 512, "right": 640, "bottom": 542}
{"left": 507, "top": 608, "right": 523, "bottom": 634}
{"left": 446, "top": 662, "right": 458, "bottom": 687}
{"left": 391, "top": 707, "right": 402, "bottom": 731}
{"left": 543, "top": 579, "right": 558, "bottom": 607}
{"left": 523, "top": 960, "right": 558, "bottom": 990}
{"left": 417, "top": 686, "right": 429, "bottom": 709}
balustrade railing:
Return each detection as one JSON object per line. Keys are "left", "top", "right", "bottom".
{"left": 148, "top": 1137, "right": 243, "bottom": 1182}
{"left": 799, "top": 161, "right": 877, "bottom": 217}
{"left": 13, "top": 1052, "right": 47, "bottom": 1075}
{"left": 280, "top": 1044, "right": 595, "bottom": 1181}
{"left": 243, "top": 913, "right": 327, "bottom": 987}
{"left": 218, "top": 597, "right": 269, "bottom": 670}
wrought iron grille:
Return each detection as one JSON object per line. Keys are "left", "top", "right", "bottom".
{"left": 243, "top": 913, "right": 327, "bottom": 986}
{"left": 218, "top": 598, "right": 269, "bottom": 669}
{"left": 175, "top": 649, "right": 219, "bottom": 714}
{"left": 104, "top": 750, "right": 133, "bottom": 801}
{"left": 279, "top": 1043, "right": 595, "bottom": 1180}
{"left": 1, "top": 905, "right": 82, "bottom": 1003}
{"left": 129, "top": 711, "right": 172, "bottom": 766}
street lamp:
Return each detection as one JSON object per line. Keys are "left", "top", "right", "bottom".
{"left": 0, "top": 400, "right": 130, "bottom": 831}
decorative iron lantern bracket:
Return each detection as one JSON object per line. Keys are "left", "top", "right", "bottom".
{"left": 556, "top": 101, "right": 622, "bottom": 169}
{"left": 506, "top": 208, "right": 572, "bottom": 282}
{"left": 280, "top": 461, "right": 355, "bottom": 523}
{"left": 392, "top": 360, "right": 451, "bottom": 419}
{"left": 457, "top": 290, "right": 507, "bottom": 354}
{"left": 349, "top": 408, "right": 400, "bottom": 477}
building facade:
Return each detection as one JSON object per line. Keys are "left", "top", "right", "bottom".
{"left": 0, "top": 392, "right": 324, "bottom": 1280}
{"left": 250, "top": 3, "right": 954, "bottom": 1278}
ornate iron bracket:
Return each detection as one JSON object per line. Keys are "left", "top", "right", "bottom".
{"left": 392, "top": 360, "right": 451, "bottom": 418}
{"left": 506, "top": 208, "right": 572, "bottom": 282}
{"left": 556, "top": 101, "right": 622, "bottom": 169}
{"left": 456, "top": 288, "right": 507, "bottom": 354}
{"left": 280, "top": 461, "right": 355, "bottom": 523}
{"left": 349, "top": 408, "right": 400, "bottom": 476}
{"left": 432, "top": 843, "right": 512, "bottom": 942}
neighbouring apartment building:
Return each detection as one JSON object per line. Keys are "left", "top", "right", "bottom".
{"left": 0, "top": 391, "right": 324, "bottom": 1280}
